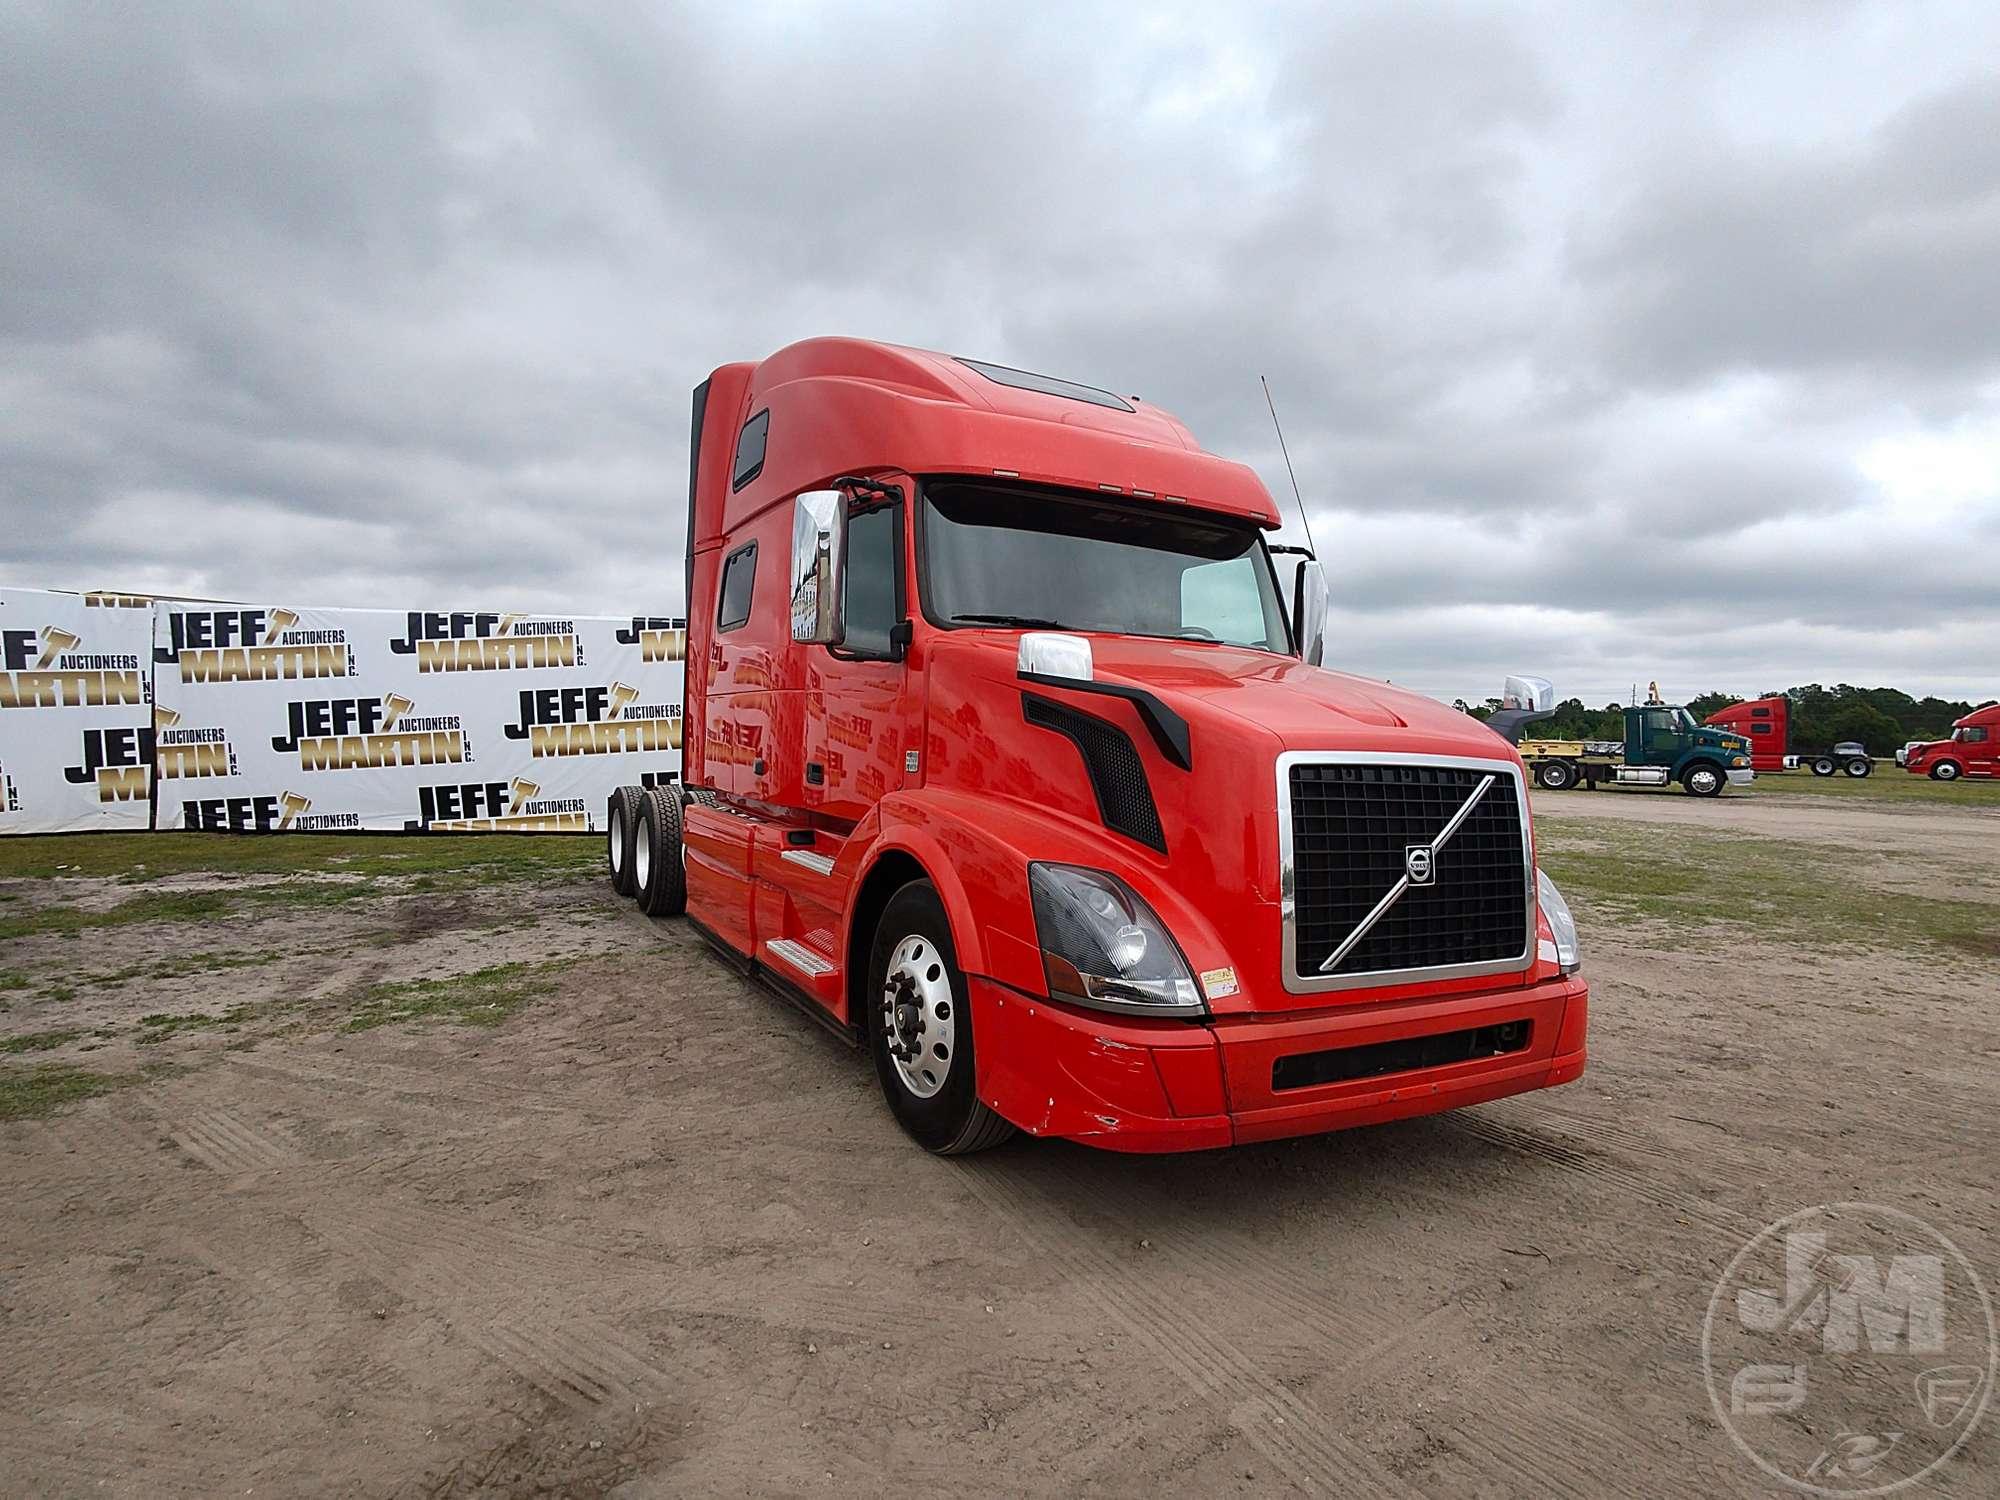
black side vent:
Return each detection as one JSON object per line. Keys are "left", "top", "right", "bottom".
{"left": 1023, "top": 694, "right": 1165, "bottom": 853}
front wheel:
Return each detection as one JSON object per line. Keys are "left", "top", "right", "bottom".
{"left": 1931, "top": 761, "right": 1963, "bottom": 782}
{"left": 866, "top": 882, "right": 1014, "bottom": 1155}
{"left": 1684, "top": 763, "right": 1725, "bottom": 797}
{"left": 1535, "top": 760, "right": 1574, "bottom": 791}
{"left": 1844, "top": 757, "right": 1872, "bottom": 778}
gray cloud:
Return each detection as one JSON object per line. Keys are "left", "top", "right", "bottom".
{"left": 2, "top": 0, "right": 1996, "bottom": 703}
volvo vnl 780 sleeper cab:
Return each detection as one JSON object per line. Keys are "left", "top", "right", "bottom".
{"left": 608, "top": 338, "right": 1589, "bottom": 1154}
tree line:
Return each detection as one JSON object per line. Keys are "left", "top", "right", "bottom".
{"left": 1457, "top": 683, "right": 1989, "bottom": 754}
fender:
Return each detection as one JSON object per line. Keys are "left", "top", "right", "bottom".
{"left": 857, "top": 796, "right": 1003, "bottom": 981}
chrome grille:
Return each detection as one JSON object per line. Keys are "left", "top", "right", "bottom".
{"left": 1278, "top": 753, "right": 1533, "bottom": 993}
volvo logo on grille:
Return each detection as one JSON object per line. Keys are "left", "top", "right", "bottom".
{"left": 1404, "top": 845, "right": 1435, "bottom": 885}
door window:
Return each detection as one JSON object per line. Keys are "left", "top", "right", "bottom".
{"left": 838, "top": 503, "right": 901, "bottom": 657}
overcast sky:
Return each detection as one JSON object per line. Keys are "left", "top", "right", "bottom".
{"left": 4, "top": 1, "right": 1996, "bottom": 707}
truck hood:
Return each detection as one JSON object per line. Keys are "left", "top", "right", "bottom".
{"left": 1072, "top": 636, "right": 1518, "bottom": 761}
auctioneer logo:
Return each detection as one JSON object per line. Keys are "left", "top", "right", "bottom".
{"left": 271, "top": 693, "right": 470, "bottom": 771}
{"left": 155, "top": 608, "right": 355, "bottom": 682}
{"left": 1, "top": 624, "right": 147, "bottom": 709}
{"left": 406, "top": 777, "right": 590, "bottom": 832}
{"left": 180, "top": 790, "right": 358, "bottom": 832}
{"left": 502, "top": 683, "right": 681, "bottom": 757}
{"left": 615, "top": 615, "right": 688, "bottom": 663}
{"left": 388, "top": 611, "right": 584, "bottom": 672}
{"left": 152, "top": 705, "right": 238, "bottom": 780}
{"left": 63, "top": 726, "right": 154, "bottom": 803}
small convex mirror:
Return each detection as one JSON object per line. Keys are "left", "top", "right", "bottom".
{"left": 790, "top": 489, "right": 846, "bottom": 645}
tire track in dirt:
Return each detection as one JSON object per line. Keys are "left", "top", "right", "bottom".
{"left": 1037, "top": 1153, "right": 1406, "bottom": 1357}
{"left": 963, "top": 1161, "right": 1414, "bottom": 1497}
{"left": 0, "top": 1425, "right": 222, "bottom": 1499}
{"left": 1445, "top": 1110, "right": 1754, "bottom": 1244}
{"left": 169, "top": 1107, "right": 297, "bottom": 1175}
{"left": 225, "top": 1050, "right": 621, "bottom": 1120}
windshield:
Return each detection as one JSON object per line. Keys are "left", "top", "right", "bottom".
{"left": 921, "top": 480, "right": 1291, "bottom": 652}
{"left": 1674, "top": 708, "right": 1697, "bottom": 733}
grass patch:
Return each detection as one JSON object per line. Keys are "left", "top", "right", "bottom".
{"left": 0, "top": 1063, "right": 140, "bottom": 1120}
{"left": 0, "top": 971, "right": 29, "bottom": 991}
{"left": 0, "top": 832, "right": 600, "bottom": 884}
{"left": 46, "top": 984, "right": 76, "bottom": 1004}
{"left": 90, "top": 949, "right": 286, "bottom": 986}
{"left": 0, "top": 890, "right": 233, "bottom": 941}
{"left": 345, "top": 961, "right": 558, "bottom": 1033}
{"left": 1537, "top": 818, "right": 2000, "bottom": 960}
{"left": 0, "top": 1028, "right": 85, "bottom": 1054}
{"left": 1745, "top": 771, "right": 2000, "bottom": 807}
{"left": 136, "top": 1005, "right": 263, "bottom": 1044}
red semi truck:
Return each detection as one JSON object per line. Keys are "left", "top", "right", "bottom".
{"left": 1902, "top": 702, "right": 2000, "bottom": 781}
{"left": 608, "top": 338, "right": 1588, "bottom": 1154}
{"left": 1704, "top": 696, "right": 1875, "bottom": 777}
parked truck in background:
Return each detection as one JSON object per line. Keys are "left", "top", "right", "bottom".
{"left": 1703, "top": 696, "right": 1874, "bottom": 777}
{"left": 604, "top": 337, "right": 1588, "bottom": 1155}
{"left": 1518, "top": 687, "right": 1754, "bottom": 797}
{"left": 1901, "top": 702, "right": 2000, "bottom": 781}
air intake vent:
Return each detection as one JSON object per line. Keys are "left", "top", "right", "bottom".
{"left": 1024, "top": 694, "right": 1165, "bottom": 853}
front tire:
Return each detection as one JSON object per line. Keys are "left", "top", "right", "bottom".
{"left": 1535, "top": 760, "right": 1574, "bottom": 791}
{"left": 633, "top": 787, "right": 687, "bottom": 917}
{"left": 865, "top": 882, "right": 1013, "bottom": 1155}
{"left": 606, "top": 786, "right": 643, "bottom": 898}
{"left": 1931, "top": 760, "right": 1963, "bottom": 782}
{"left": 1844, "top": 757, "right": 1872, "bottom": 778}
{"left": 1684, "top": 763, "right": 1725, "bottom": 797}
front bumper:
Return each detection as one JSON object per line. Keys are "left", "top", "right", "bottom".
{"left": 1727, "top": 768, "right": 1756, "bottom": 786}
{"left": 970, "top": 973, "right": 1589, "bottom": 1153}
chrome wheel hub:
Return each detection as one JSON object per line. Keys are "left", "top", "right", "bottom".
{"left": 882, "top": 934, "right": 955, "bottom": 1099}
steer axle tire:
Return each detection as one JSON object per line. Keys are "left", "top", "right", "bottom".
{"left": 633, "top": 787, "right": 687, "bottom": 917}
{"left": 865, "top": 881, "right": 1014, "bottom": 1156}
{"left": 1683, "top": 763, "right": 1725, "bottom": 797}
{"left": 1931, "top": 761, "right": 1963, "bottom": 782}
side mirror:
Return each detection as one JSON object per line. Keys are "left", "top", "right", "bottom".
{"left": 790, "top": 489, "right": 846, "bottom": 645}
{"left": 1291, "top": 559, "right": 1329, "bottom": 667}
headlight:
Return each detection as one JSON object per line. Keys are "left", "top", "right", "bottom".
{"left": 1028, "top": 863, "right": 1203, "bottom": 1015}
{"left": 1730, "top": 754, "right": 1748, "bottom": 767}
{"left": 1537, "top": 868, "right": 1581, "bottom": 975}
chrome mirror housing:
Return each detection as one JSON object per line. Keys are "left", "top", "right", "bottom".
{"left": 790, "top": 489, "right": 846, "bottom": 645}
{"left": 1292, "top": 559, "right": 1329, "bottom": 666}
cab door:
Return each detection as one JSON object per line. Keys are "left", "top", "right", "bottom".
{"left": 1963, "top": 724, "right": 1996, "bottom": 777}
{"left": 753, "top": 486, "right": 914, "bottom": 1018}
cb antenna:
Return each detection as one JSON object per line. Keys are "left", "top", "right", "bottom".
{"left": 1261, "top": 375, "right": 1321, "bottom": 561}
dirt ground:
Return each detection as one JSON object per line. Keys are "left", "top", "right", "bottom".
{"left": 2, "top": 788, "right": 1996, "bottom": 1498}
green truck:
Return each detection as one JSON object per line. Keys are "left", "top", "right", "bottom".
{"left": 1495, "top": 680, "right": 1756, "bottom": 797}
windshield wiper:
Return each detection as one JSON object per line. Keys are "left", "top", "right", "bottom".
{"left": 947, "top": 613, "right": 1067, "bottom": 628}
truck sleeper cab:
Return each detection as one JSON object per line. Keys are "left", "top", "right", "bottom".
{"left": 649, "top": 338, "right": 1588, "bottom": 1153}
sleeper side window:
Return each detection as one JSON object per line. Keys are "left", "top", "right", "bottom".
{"left": 718, "top": 543, "right": 757, "bottom": 632}
{"left": 732, "top": 410, "right": 770, "bottom": 491}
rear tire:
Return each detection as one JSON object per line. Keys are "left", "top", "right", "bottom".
{"left": 865, "top": 881, "right": 1014, "bottom": 1155}
{"left": 1810, "top": 756, "right": 1836, "bottom": 777}
{"left": 1844, "top": 757, "right": 1872, "bottom": 778}
{"left": 606, "top": 786, "right": 643, "bottom": 898}
{"left": 634, "top": 787, "right": 687, "bottom": 917}
{"left": 1535, "top": 760, "right": 1574, "bottom": 791}
{"left": 1931, "top": 761, "right": 1962, "bottom": 782}
{"left": 1683, "top": 763, "right": 1725, "bottom": 797}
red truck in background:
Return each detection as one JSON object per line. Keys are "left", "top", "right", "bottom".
{"left": 1705, "top": 696, "right": 1874, "bottom": 777}
{"left": 607, "top": 338, "right": 1587, "bottom": 1155}
{"left": 1901, "top": 702, "right": 2000, "bottom": 781}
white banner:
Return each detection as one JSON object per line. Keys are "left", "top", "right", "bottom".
{"left": 0, "top": 588, "right": 157, "bottom": 834}
{"left": 151, "top": 603, "right": 685, "bottom": 833}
